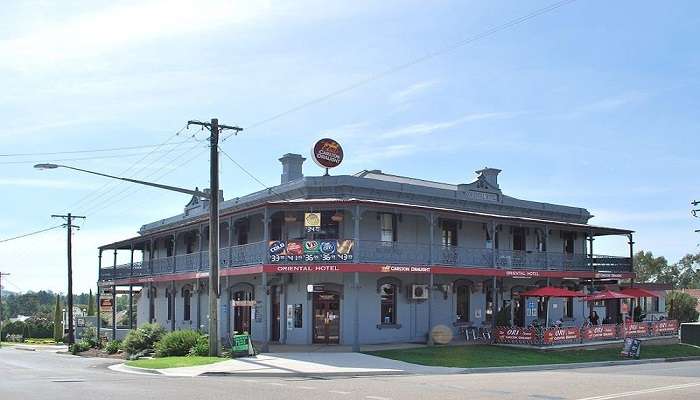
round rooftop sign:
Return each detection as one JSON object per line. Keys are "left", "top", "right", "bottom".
{"left": 312, "top": 138, "right": 344, "bottom": 169}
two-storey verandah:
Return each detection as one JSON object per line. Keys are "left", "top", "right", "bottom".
{"left": 97, "top": 198, "right": 633, "bottom": 348}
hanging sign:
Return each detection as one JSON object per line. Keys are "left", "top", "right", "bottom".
{"left": 312, "top": 138, "right": 344, "bottom": 169}
{"left": 304, "top": 212, "right": 321, "bottom": 233}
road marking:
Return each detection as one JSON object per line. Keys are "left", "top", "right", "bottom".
{"left": 329, "top": 390, "right": 351, "bottom": 395}
{"left": 242, "top": 379, "right": 257, "bottom": 383}
{"left": 366, "top": 396, "right": 392, "bottom": 400}
{"left": 265, "top": 382, "right": 287, "bottom": 387}
{"left": 297, "top": 386, "right": 316, "bottom": 390}
{"left": 576, "top": 382, "right": 700, "bottom": 400}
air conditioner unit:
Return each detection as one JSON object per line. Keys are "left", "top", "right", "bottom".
{"left": 411, "top": 284, "right": 429, "bottom": 300}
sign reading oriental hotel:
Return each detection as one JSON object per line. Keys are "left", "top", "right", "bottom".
{"left": 269, "top": 239, "right": 354, "bottom": 263}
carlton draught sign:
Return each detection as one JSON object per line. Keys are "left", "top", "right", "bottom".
{"left": 312, "top": 138, "right": 343, "bottom": 169}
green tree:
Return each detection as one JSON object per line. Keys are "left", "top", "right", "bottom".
{"left": 675, "top": 253, "right": 700, "bottom": 289}
{"left": 667, "top": 291, "right": 700, "bottom": 323}
{"left": 633, "top": 251, "right": 670, "bottom": 283}
{"left": 53, "top": 295, "right": 63, "bottom": 342}
{"left": 87, "top": 289, "right": 95, "bottom": 316}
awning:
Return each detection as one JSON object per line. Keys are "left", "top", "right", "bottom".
{"left": 620, "top": 287, "right": 659, "bottom": 298}
{"left": 520, "top": 286, "right": 585, "bottom": 298}
{"left": 584, "top": 290, "right": 634, "bottom": 301}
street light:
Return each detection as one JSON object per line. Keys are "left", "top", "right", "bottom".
{"left": 34, "top": 163, "right": 210, "bottom": 198}
{"left": 35, "top": 163, "right": 219, "bottom": 352}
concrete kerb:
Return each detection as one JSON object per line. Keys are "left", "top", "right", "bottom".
{"left": 109, "top": 355, "right": 700, "bottom": 378}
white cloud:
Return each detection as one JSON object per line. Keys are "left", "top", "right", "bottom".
{"left": 389, "top": 80, "right": 439, "bottom": 104}
{"left": 557, "top": 91, "right": 649, "bottom": 119}
{"left": 378, "top": 111, "right": 524, "bottom": 140}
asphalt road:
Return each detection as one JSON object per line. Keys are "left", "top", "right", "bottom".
{"left": 1, "top": 346, "right": 700, "bottom": 400}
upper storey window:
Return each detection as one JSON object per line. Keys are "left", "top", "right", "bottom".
{"left": 562, "top": 231, "right": 575, "bottom": 254}
{"left": 379, "top": 213, "right": 397, "bottom": 243}
{"left": 512, "top": 227, "right": 526, "bottom": 251}
{"left": 441, "top": 220, "right": 458, "bottom": 247}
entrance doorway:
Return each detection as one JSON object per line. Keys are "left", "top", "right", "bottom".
{"left": 312, "top": 292, "right": 340, "bottom": 344}
{"left": 271, "top": 286, "right": 280, "bottom": 342}
{"left": 232, "top": 290, "right": 253, "bottom": 335}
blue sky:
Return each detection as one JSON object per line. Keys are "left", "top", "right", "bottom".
{"left": 0, "top": 0, "right": 698, "bottom": 293}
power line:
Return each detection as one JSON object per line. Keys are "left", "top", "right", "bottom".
{"left": 67, "top": 124, "right": 192, "bottom": 212}
{"left": 0, "top": 225, "right": 63, "bottom": 244}
{"left": 0, "top": 148, "right": 187, "bottom": 165}
{"left": 224, "top": 0, "right": 577, "bottom": 141}
{"left": 219, "top": 147, "right": 288, "bottom": 202}
{"left": 0, "top": 141, "right": 191, "bottom": 158}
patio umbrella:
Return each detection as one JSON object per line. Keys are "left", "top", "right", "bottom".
{"left": 619, "top": 287, "right": 659, "bottom": 298}
{"left": 519, "top": 287, "right": 585, "bottom": 327}
{"left": 584, "top": 290, "right": 634, "bottom": 324}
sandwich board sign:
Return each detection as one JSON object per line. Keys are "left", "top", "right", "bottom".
{"left": 621, "top": 337, "right": 641, "bottom": 359}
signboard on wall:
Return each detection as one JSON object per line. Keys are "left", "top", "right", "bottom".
{"left": 99, "top": 298, "right": 113, "bottom": 312}
{"left": 651, "top": 320, "right": 678, "bottom": 335}
{"left": 268, "top": 239, "right": 354, "bottom": 263}
{"left": 304, "top": 213, "right": 321, "bottom": 233}
{"left": 495, "top": 327, "right": 536, "bottom": 342}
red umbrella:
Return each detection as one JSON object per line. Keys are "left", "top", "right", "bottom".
{"left": 584, "top": 290, "right": 633, "bottom": 302}
{"left": 619, "top": 287, "right": 659, "bottom": 298}
{"left": 520, "top": 287, "right": 585, "bottom": 326}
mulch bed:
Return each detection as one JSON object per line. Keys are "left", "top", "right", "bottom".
{"left": 76, "top": 348, "right": 126, "bottom": 359}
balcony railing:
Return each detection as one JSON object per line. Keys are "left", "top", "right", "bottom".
{"left": 99, "top": 240, "right": 632, "bottom": 281}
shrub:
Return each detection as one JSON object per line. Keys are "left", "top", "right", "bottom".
{"left": 122, "top": 323, "right": 165, "bottom": 356}
{"left": 155, "top": 330, "right": 201, "bottom": 357}
{"left": 105, "top": 340, "right": 122, "bottom": 354}
{"left": 188, "top": 334, "right": 209, "bottom": 357}
{"left": 81, "top": 326, "right": 98, "bottom": 348}
{"left": 667, "top": 291, "right": 700, "bottom": 323}
{"left": 69, "top": 339, "right": 92, "bottom": 355}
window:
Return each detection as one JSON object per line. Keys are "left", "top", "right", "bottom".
{"left": 456, "top": 286, "right": 470, "bottom": 322}
{"left": 485, "top": 228, "right": 499, "bottom": 249}
{"left": 563, "top": 232, "right": 575, "bottom": 254}
{"left": 183, "top": 289, "right": 191, "bottom": 321}
{"left": 441, "top": 220, "right": 458, "bottom": 247}
{"left": 236, "top": 219, "right": 249, "bottom": 245}
{"left": 166, "top": 239, "right": 174, "bottom": 257}
{"left": 270, "top": 215, "right": 283, "bottom": 241}
{"left": 379, "top": 213, "right": 396, "bottom": 243}
{"left": 651, "top": 296, "right": 659, "bottom": 312}
{"left": 536, "top": 229, "right": 547, "bottom": 252}
{"left": 513, "top": 227, "right": 526, "bottom": 251}
{"left": 167, "top": 290, "right": 173, "bottom": 321}
{"left": 538, "top": 297, "right": 547, "bottom": 317}
{"left": 185, "top": 234, "right": 195, "bottom": 254}
{"left": 318, "top": 211, "right": 340, "bottom": 240}
{"left": 564, "top": 297, "right": 574, "bottom": 318}
{"left": 379, "top": 283, "right": 396, "bottom": 324}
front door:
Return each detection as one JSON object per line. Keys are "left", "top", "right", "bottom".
{"left": 271, "top": 286, "right": 280, "bottom": 342}
{"left": 313, "top": 292, "right": 340, "bottom": 344}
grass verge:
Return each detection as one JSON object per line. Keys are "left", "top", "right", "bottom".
{"left": 365, "top": 344, "right": 700, "bottom": 368}
{"left": 126, "top": 356, "right": 226, "bottom": 369}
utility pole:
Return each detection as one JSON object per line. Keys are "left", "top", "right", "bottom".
{"left": 0, "top": 272, "right": 9, "bottom": 340}
{"left": 187, "top": 118, "right": 242, "bottom": 356}
{"left": 51, "top": 213, "right": 86, "bottom": 345}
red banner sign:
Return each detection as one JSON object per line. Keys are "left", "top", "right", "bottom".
{"left": 495, "top": 327, "right": 536, "bottom": 342}
{"left": 543, "top": 327, "right": 581, "bottom": 344}
{"left": 624, "top": 322, "right": 649, "bottom": 337}
{"left": 651, "top": 320, "right": 678, "bottom": 335}
{"left": 582, "top": 324, "right": 618, "bottom": 341}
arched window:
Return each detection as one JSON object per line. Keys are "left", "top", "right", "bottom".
{"left": 379, "top": 283, "right": 396, "bottom": 325}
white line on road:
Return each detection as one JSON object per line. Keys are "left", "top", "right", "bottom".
{"left": 365, "top": 396, "right": 392, "bottom": 400}
{"left": 329, "top": 390, "right": 351, "bottom": 395}
{"left": 297, "top": 386, "right": 316, "bottom": 390}
{"left": 265, "top": 382, "right": 287, "bottom": 387}
{"left": 576, "top": 382, "right": 700, "bottom": 400}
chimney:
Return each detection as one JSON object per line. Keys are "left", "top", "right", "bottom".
{"left": 475, "top": 167, "right": 501, "bottom": 189}
{"left": 279, "top": 153, "right": 305, "bottom": 184}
